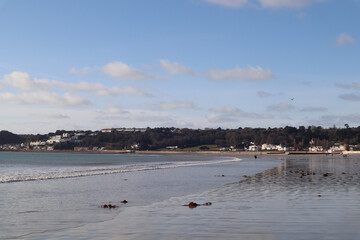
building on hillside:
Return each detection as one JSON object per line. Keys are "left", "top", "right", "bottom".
{"left": 30, "top": 141, "right": 46, "bottom": 147}
{"left": 46, "top": 135, "right": 62, "bottom": 145}
{"left": 101, "top": 129, "right": 112, "bottom": 133}
{"left": 261, "top": 144, "right": 277, "bottom": 151}
{"left": 166, "top": 146, "right": 178, "bottom": 150}
{"left": 328, "top": 144, "right": 345, "bottom": 153}
{"left": 308, "top": 146, "right": 324, "bottom": 152}
{"left": 248, "top": 145, "right": 259, "bottom": 151}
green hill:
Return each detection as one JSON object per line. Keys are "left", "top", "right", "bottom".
{"left": 0, "top": 131, "right": 24, "bottom": 145}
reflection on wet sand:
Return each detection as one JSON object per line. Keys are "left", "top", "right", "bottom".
{"left": 105, "top": 155, "right": 360, "bottom": 240}
{"left": 27, "top": 156, "right": 360, "bottom": 240}
{"left": 212, "top": 156, "right": 360, "bottom": 240}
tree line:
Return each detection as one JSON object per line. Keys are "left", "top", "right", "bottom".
{"left": 79, "top": 125, "right": 360, "bottom": 150}
{"left": 1, "top": 126, "right": 360, "bottom": 151}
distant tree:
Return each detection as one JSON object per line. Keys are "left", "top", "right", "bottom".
{"left": 199, "top": 146, "right": 210, "bottom": 151}
{"left": 0, "top": 131, "right": 24, "bottom": 145}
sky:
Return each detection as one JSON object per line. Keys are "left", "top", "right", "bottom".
{"left": 0, "top": 0, "right": 359, "bottom": 134}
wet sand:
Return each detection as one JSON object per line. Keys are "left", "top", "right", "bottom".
{"left": 27, "top": 155, "right": 360, "bottom": 240}
{"left": 110, "top": 155, "right": 360, "bottom": 240}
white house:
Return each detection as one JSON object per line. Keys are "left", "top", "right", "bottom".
{"left": 46, "top": 135, "right": 62, "bottom": 144}
{"left": 101, "top": 129, "right": 112, "bottom": 133}
{"left": 309, "top": 146, "right": 324, "bottom": 152}
{"left": 248, "top": 145, "right": 259, "bottom": 151}
{"left": 328, "top": 144, "right": 345, "bottom": 153}
{"left": 30, "top": 141, "right": 46, "bottom": 146}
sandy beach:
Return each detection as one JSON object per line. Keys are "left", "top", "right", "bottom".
{"left": 10, "top": 153, "right": 359, "bottom": 240}
{"left": 95, "top": 155, "right": 360, "bottom": 240}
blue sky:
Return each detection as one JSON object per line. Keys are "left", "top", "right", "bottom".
{"left": 0, "top": 0, "right": 359, "bottom": 134}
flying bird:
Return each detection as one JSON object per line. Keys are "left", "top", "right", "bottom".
{"left": 290, "top": 98, "right": 295, "bottom": 101}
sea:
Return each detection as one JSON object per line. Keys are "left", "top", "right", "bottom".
{"left": 1, "top": 152, "right": 360, "bottom": 239}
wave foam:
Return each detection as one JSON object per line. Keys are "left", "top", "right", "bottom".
{"left": 0, "top": 157, "right": 241, "bottom": 183}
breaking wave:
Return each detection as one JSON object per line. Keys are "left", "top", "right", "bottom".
{"left": 0, "top": 157, "right": 241, "bottom": 183}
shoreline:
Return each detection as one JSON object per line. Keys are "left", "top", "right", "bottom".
{"left": 0, "top": 149, "right": 353, "bottom": 155}
{"left": 21, "top": 154, "right": 360, "bottom": 239}
{"left": 2, "top": 153, "right": 281, "bottom": 240}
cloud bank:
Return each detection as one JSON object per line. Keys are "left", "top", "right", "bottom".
{"left": 207, "top": 106, "right": 272, "bottom": 122}
{"left": 102, "top": 61, "right": 151, "bottom": 80}
{"left": 160, "top": 59, "right": 198, "bottom": 76}
{"left": 0, "top": 92, "right": 91, "bottom": 107}
{"left": 207, "top": 65, "right": 274, "bottom": 81}
{"left": 2, "top": 71, "right": 152, "bottom": 97}
{"left": 339, "top": 93, "right": 360, "bottom": 101}
{"left": 267, "top": 103, "right": 294, "bottom": 112}
{"left": 160, "top": 100, "right": 197, "bottom": 110}
{"left": 336, "top": 33, "right": 357, "bottom": 46}
{"left": 204, "top": 0, "right": 325, "bottom": 9}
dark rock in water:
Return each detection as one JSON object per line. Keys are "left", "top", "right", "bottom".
{"left": 323, "top": 173, "right": 329, "bottom": 177}
{"left": 121, "top": 200, "right": 128, "bottom": 204}
{"left": 102, "top": 204, "right": 117, "bottom": 208}
{"left": 184, "top": 201, "right": 212, "bottom": 208}
{"left": 188, "top": 202, "right": 198, "bottom": 208}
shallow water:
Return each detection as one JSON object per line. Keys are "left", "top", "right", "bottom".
{"left": 0, "top": 152, "right": 278, "bottom": 239}
{"left": 31, "top": 155, "right": 360, "bottom": 240}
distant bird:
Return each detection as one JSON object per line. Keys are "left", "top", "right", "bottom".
{"left": 290, "top": 98, "right": 295, "bottom": 101}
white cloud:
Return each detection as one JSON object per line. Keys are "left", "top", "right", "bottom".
{"left": 205, "top": 0, "right": 248, "bottom": 8}
{"left": 48, "top": 114, "right": 70, "bottom": 119}
{"left": 336, "top": 83, "right": 360, "bottom": 89}
{"left": 102, "top": 61, "right": 150, "bottom": 80}
{"left": 258, "top": 0, "right": 324, "bottom": 9}
{"left": 96, "top": 107, "right": 173, "bottom": 123}
{"left": 257, "top": 90, "right": 273, "bottom": 98}
{"left": 267, "top": 103, "right": 294, "bottom": 112}
{"left": 127, "top": 110, "right": 173, "bottom": 122}
{"left": 301, "top": 107, "right": 327, "bottom": 112}
{"left": 3, "top": 72, "right": 53, "bottom": 91}
{"left": 159, "top": 59, "right": 198, "bottom": 76}
{"left": 160, "top": 100, "right": 197, "bottom": 110}
{"left": 69, "top": 66, "right": 92, "bottom": 75}
{"left": 210, "top": 106, "right": 240, "bottom": 113}
{"left": 32, "top": 113, "right": 70, "bottom": 119}
{"left": 336, "top": 33, "right": 357, "bottom": 46}
{"left": 206, "top": 65, "right": 274, "bottom": 81}
{"left": 55, "top": 82, "right": 152, "bottom": 97}
{"left": 318, "top": 114, "right": 360, "bottom": 126}
{"left": 0, "top": 92, "right": 91, "bottom": 107}
{"left": 339, "top": 93, "right": 360, "bottom": 101}
{"left": 97, "top": 105, "right": 128, "bottom": 115}
{"left": 208, "top": 106, "right": 272, "bottom": 122}
{"left": 2, "top": 71, "right": 152, "bottom": 97}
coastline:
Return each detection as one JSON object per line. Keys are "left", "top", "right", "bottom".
{"left": 1, "top": 149, "right": 353, "bottom": 155}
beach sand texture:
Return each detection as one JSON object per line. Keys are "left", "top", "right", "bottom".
{"left": 31, "top": 155, "right": 360, "bottom": 240}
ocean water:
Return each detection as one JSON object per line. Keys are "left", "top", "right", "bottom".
{"left": 4, "top": 153, "right": 359, "bottom": 240}
{"left": 0, "top": 152, "right": 279, "bottom": 239}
